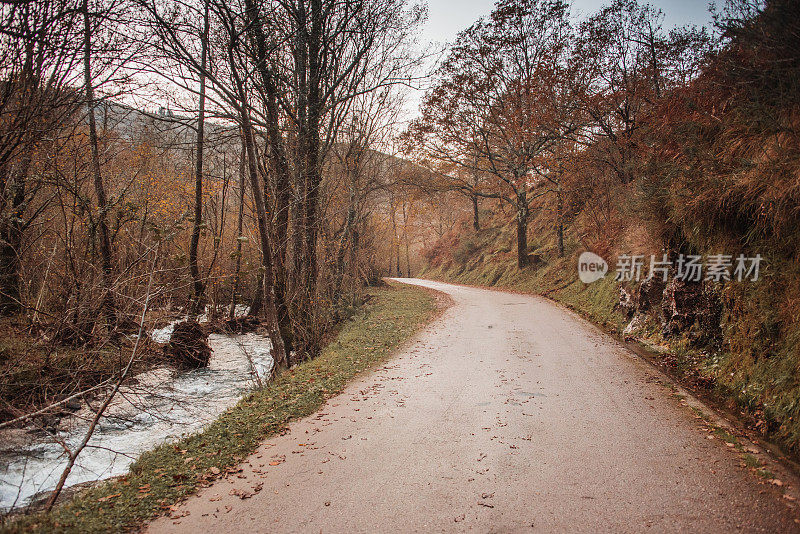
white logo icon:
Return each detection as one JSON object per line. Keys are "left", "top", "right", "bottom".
{"left": 578, "top": 251, "right": 608, "bottom": 283}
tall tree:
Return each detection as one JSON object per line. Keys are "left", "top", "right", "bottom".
{"left": 82, "top": 0, "right": 116, "bottom": 330}
{"left": 573, "top": 0, "right": 709, "bottom": 185}
{"left": 188, "top": 0, "right": 209, "bottom": 318}
{"left": 0, "top": 0, "right": 82, "bottom": 314}
{"left": 407, "top": 0, "right": 573, "bottom": 268}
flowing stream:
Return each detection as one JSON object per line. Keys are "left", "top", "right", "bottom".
{"left": 0, "top": 319, "right": 273, "bottom": 511}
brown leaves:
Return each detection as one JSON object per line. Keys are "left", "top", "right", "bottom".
{"left": 229, "top": 482, "right": 263, "bottom": 499}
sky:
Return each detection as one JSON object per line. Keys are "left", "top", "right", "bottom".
{"left": 398, "top": 0, "right": 716, "bottom": 124}
{"left": 418, "top": 0, "right": 715, "bottom": 47}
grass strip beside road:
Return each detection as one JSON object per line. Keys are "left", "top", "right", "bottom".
{"left": 4, "top": 281, "right": 437, "bottom": 533}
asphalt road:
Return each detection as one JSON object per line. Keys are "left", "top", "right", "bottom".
{"left": 147, "top": 279, "right": 799, "bottom": 533}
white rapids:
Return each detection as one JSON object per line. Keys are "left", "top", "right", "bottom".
{"left": 0, "top": 309, "right": 272, "bottom": 511}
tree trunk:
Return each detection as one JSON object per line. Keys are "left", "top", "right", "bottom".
{"left": 229, "top": 130, "right": 246, "bottom": 322}
{"left": 402, "top": 203, "right": 411, "bottom": 277}
{"left": 556, "top": 185, "right": 564, "bottom": 258}
{"left": 472, "top": 194, "right": 480, "bottom": 231}
{"left": 228, "top": 43, "right": 287, "bottom": 371}
{"left": 188, "top": 0, "right": 209, "bottom": 319}
{"left": 515, "top": 193, "right": 528, "bottom": 269}
{"left": 291, "top": 183, "right": 305, "bottom": 294}
{"left": 292, "top": 0, "right": 308, "bottom": 300}
{"left": 350, "top": 226, "right": 360, "bottom": 287}
{"left": 0, "top": 146, "right": 29, "bottom": 315}
{"left": 333, "top": 179, "right": 357, "bottom": 302}
{"left": 83, "top": 0, "right": 115, "bottom": 330}
{"left": 0, "top": 222, "right": 22, "bottom": 314}
{"left": 244, "top": 0, "right": 292, "bottom": 342}
{"left": 390, "top": 199, "right": 400, "bottom": 276}
{"left": 248, "top": 270, "right": 263, "bottom": 318}
{"left": 288, "top": 0, "right": 321, "bottom": 359}
{"left": 405, "top": 239, "right": 411, "bottom": 278}
{"left": 0, "top": 37, "right": 36, "bottom": 316}
{"left": 241, "top": 112, "right": 287, "bottom": 372}
{"left": 396, "top": 246, "right": 401, "bottom": 277}
{"left": 260, "top": 158, "right": 294, "bottom": 351}
{"left": 304, "top": 0, "right": 322, "bottom": 294}
{"left": 298, "top": 0, "right": 323, "bottom": 350}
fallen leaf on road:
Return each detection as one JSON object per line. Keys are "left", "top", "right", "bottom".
{"left": 230, "top": 488, "right": 256, "bottom": 499}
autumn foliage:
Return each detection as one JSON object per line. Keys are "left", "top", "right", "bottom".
{"left": 408, "top": 0, "right": 800, "bottom": 450}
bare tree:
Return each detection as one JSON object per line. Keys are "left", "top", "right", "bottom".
{"left": 0, "top": 0, "right": 83, "bottom": 314}
{"left": 407, "top": 0, "right": 573, "bottom": 267}
{"left": 187, "top": 0, "right": 210, "bottom": 318}
{"left": 82, "top": 0, "right": 117, "bottom": 330}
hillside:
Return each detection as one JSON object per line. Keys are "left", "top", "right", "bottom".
{"left": 407, "top": 0, "right": 800, "bottom": 455}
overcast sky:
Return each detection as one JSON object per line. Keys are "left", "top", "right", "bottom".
{"left": 418, "top": 0, "right": 715, "bottom": 46}
{"left": 396, "top": 0, "right": 715, "bottom": 126}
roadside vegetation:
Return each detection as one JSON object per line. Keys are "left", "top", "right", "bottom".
{"left": 399, "top": 0, "right": 800, "bottom": 456}
{"left": 0, "top": 0, "right": 428, "bottom": 514}
{"left": 2, "top": 281, "right": 437, "bottom": 533}
{"left": 3, "top": 0, "right": 799, "bottom": 523}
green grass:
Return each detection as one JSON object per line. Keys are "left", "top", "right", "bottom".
{"left": 713, "top": 427, "right": 740, "bottom": 446}
{"left": 743, "top": 453, "right": 761, "bottom": 469}
{"left": 2, "top": 281, "right": 437, "bottom": 533}
{"left": 422, "top": 226, "right": 627, "bottom": 334}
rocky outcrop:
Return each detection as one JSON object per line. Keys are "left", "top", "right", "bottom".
{"left": 660, "top": 278, "right": 722, "bottom": 346}
{"left": 619, "top": 287, "right": 635, "bottom": 317}
{"left": 636, "top": 276, "right": 666, "bottom": 314}
{"left": 622, "top": 314, "right": 647, "bottom": 338}
{"left": 619, "top": 276, "right": 722, "bottom": 347}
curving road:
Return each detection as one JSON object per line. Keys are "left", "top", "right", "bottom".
{"left": 147, "top": 279, "right": 799, "bottom": 533}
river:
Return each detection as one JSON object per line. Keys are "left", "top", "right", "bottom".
{"left": 0, "top": 321, "right": 273, "bottom": 511}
